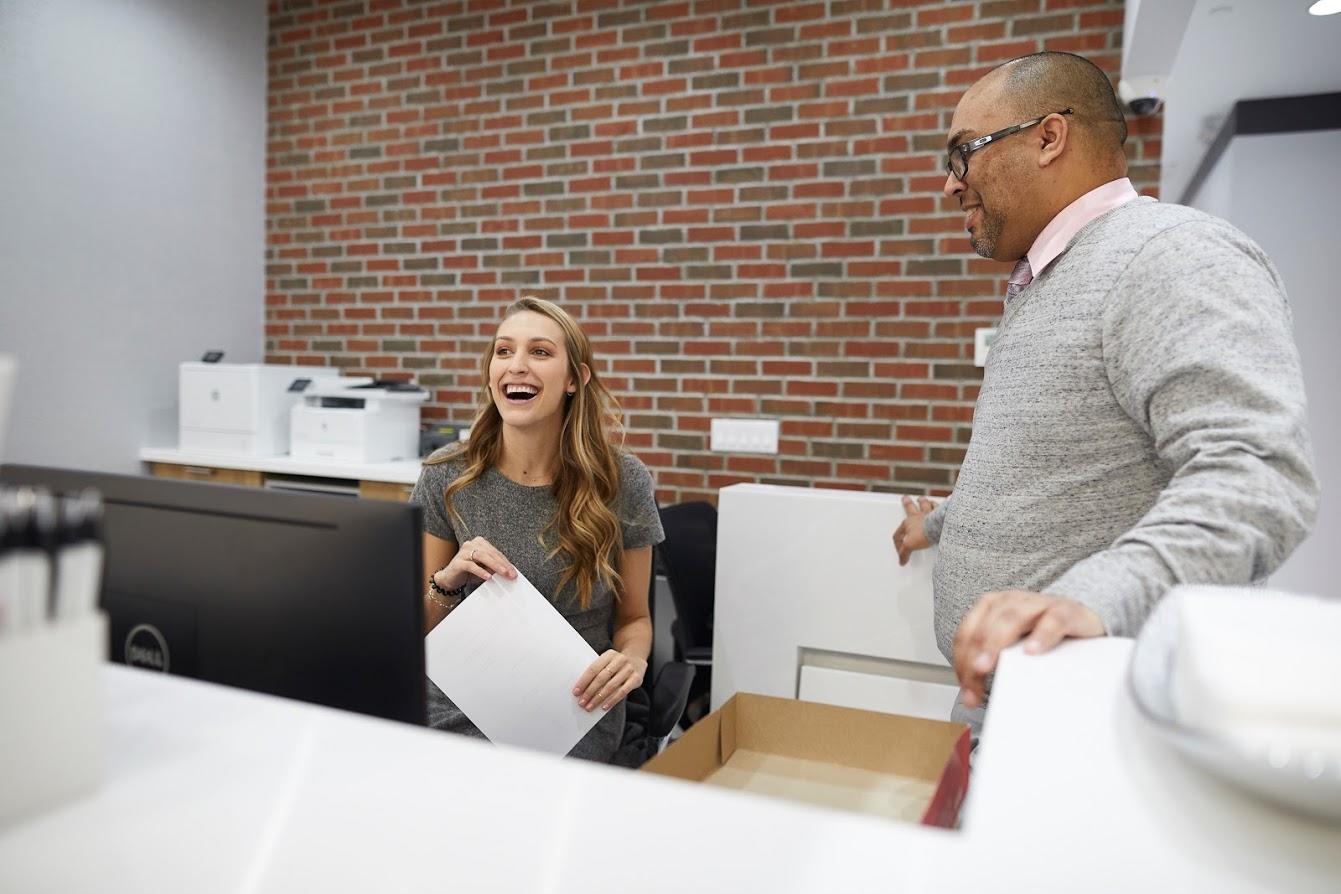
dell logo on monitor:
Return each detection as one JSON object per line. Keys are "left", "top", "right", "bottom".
{"left": 124, "top": 624, "right": 171, "bottom": 673}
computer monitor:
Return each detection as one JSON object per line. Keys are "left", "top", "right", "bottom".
{"left": 0, "top": 464, "right": 425, "bottom": 724}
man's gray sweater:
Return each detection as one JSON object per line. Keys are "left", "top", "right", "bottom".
{"left": 923, "top": 197, "right": 1318, "bottom": 661}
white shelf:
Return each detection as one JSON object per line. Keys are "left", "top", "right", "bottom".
{"left": 138, "top": 447, "right": 423, "bottom": 485}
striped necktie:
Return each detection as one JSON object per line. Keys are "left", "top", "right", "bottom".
{"left": 1005, "top": 257, "right": 1033, "bottom": 305}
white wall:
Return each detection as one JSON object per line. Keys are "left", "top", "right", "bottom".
{"left": 0, "top": 0, "right": 267, "bottom": 472}
{"left": 1184, "top": 140, "right": 1233, "bottom": 222}
{"left": 1160, "top": 1, "right": 1341, "bottom": 203}
{"left": 1188, "top": 130, "right": 1341, "bottom": 597}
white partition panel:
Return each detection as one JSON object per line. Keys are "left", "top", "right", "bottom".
{"left": 713, "top": 484, "right": 951, "bottom": 716}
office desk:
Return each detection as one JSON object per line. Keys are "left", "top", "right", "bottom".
{"left": 139, "top": 447, "right": 422, "bottom": 501}
{"left": 2, "top": 642, "right": 1337, "bottom": 893}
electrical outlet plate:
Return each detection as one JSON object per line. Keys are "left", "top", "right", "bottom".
{"left": 974, "top": 327, "right": 997, "bottom": 367}
{"left": 710, "top": 418, "right": 779, "bottom": 454}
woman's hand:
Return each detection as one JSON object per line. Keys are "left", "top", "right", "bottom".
{"left": 431, "top": 537, "right": 517, "bottom": 592}
{"left": 573, "top": 650, "right": 647, "bottom": 712}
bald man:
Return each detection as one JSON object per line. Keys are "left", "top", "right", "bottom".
{"left": 893, "top": 52, "right": 1317, "bottom": 734}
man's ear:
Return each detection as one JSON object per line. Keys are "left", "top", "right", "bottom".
{"left": 1037, "top": 112, "right": 1069, "bottom": 168}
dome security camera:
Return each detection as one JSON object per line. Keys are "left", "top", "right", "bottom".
{"left": 1118, "top": 75, "right": 1166, "bottom": 116}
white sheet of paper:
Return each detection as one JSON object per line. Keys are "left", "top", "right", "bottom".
{"left": 424, "top": 569, "right": 602, "bottom": 755}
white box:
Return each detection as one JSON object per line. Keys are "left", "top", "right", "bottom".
{"left": 0, "top": 613, "right": 107, "bottom": 826}
{"left": 798, "top": 664, "right": 960, "bottom": 724}
{"left": 179, "top": 363, "right": 337, "bottom": 456}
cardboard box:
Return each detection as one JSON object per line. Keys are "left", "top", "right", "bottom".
{"left": 641, "top": 693, "right": 969, "bottom": 828}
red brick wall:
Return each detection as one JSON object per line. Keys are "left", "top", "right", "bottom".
{"left": 265, "top": 0, "right": 1161, "bottom": 504}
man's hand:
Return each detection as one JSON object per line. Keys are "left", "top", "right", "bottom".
{"left": 953, "top": 590, "right": 1106, "bottom": 708}
{"left": 893, "top": 495, "right": 936, "bottom": 566}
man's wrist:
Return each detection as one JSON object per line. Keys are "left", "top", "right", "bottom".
{"left": 922, "top": 500, "right": 947, "bottom": 544}
{"left": 1039, "top": 590, "right": 1109, "bottom": 638}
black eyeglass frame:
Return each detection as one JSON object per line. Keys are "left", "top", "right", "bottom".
{"left": 945, "top": 108, "right": 1074, "bottom": 181}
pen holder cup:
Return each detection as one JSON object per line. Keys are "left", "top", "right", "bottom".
{"left": 0, "top": 612, "right": 107, "bottom": 826}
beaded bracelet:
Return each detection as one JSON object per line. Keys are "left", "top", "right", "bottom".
{"left": 427, "top": 575, "right": 468, "bottom": 610}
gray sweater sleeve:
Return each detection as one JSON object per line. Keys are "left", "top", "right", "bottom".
{"left": 922, "top": 498, "right": 949, "bottom": 544}
{"left": 1045, "top": 220, "right": 1319, "bottom": 636}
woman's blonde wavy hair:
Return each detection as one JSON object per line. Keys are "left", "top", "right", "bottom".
{"left": 428, "top": 297, "right": 625, "bottom": 610}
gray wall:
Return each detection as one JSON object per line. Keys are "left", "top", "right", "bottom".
{"left": 1188, "top": 130, "right": 1341, "bottom": 597}
{"left": 0, "top": 0, "right": 267, "bottom": 472}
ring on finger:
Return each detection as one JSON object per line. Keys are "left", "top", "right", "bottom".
{"left": 470, "top": 548, "right": 478, "bottom": 562}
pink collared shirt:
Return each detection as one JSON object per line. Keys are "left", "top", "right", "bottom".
{"left": 1026, "top": 177, "right": 1139, "bottom": 276}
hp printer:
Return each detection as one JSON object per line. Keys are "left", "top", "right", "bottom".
{"left": 290, "top": 378, "right": 428, "bottom": 464}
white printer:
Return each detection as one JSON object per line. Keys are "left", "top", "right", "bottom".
{"left": 290, "top": 378, "right": 428, "bottom": 464}
{"left": 179, "top": 363, "right": 339, "bottom": 455}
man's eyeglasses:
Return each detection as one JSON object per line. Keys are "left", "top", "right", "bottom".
{"left": 945, "top": 108, "right": 1073, "bottom": 182}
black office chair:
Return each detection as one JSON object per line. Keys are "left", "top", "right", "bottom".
{"left": 609, "top": 661, "right": 696, "bottom": 768}
{"left": 656, "top": 501, "right": 717, "bottom": 726}
{"left": 609, "top": 564, "right": 696, "bottom": 768}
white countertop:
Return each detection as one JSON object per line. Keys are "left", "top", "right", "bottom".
{"left": 2, "top": 640, "right": 1337, "bottom": 893}
{"left": 138, "top": 447, "right": 423, "bottom": 484}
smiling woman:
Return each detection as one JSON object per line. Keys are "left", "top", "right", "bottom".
{"left": 408, "top": 297, "right": 665, "bottom": 763}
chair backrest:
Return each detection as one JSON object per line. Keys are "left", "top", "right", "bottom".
{"left": 612, "top": 515, "right": 702, "bottom": 768}
{"left": 656, "top": 501, "right": 717, "bottom": 650}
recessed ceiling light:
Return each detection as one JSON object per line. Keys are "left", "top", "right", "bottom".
{"left": 1308, "top": 0, "right": 1341, "bottom": 16}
